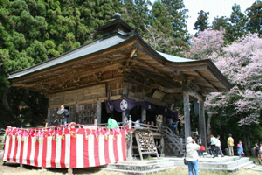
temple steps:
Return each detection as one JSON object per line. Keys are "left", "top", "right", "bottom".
{"left": 104, "top": 156, "right": 257, "bottom": 174}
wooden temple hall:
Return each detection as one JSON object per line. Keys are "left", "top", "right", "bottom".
{"left": 8, "top": 14, "right": 231, "bottom": 156}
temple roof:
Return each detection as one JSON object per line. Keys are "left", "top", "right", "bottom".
{"left": 8, "top": 16, "right": 231, "bottom": 94}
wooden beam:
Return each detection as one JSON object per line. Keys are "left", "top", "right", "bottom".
{"left": 164, "top": 64, "right": 207, "bottom": 71}
{"left": 195, "top": 70, "right": 220, "bottom": 91}
{"left": 38, "top": 63, "right": 124, "bottom": 85}
{"left": 11, "top": 42, "right": 135, "bottom": 84}
{"left": 188, "top": 91, "right": 203, "bottom": 101}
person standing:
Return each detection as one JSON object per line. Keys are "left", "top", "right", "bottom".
{"left": 215, "top": 135, "right": 224, "bottom": 157}
{"left": 228, "top": 134, "right": 235, "bottom": 156}
{"left": 57, "top": 105, "right": 69, "bottom": 125}
{"left": 254, "top": 143, "right": 260, "bottom": 158}
{"left": 210, "top": 134, "right": 216, "bottom": 157}
{"left": 186, "top": 137, "right": 200, "bottom": 175}
{"left": 258, "top": 142, "right": 262, "bottom": 164}
{"left": 237, "top": 140, "right": 244, "bottom": 158}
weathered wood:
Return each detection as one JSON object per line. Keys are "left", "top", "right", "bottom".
{"left": 97, "top": 102, "right": 102, "bottom": 124}
{"left": 11, "top": 39, "right": 136, "bottom": 84}
{"left": 141, "top": 107, "right": 146, "bottom": 122}
{"left": 127, "top": 132, "right": 133, "bottom": 160}
{"left": 68, "top": 168, "right": 73, "bottom": 175}
{"left": 199, "top": 100, "right": 207, "bottom": 148}
{"left": 48, "top": 84, "right": 106, "bottom": 106}
{"left": 135, "top": 132, "right": 144, "bottom": 161}
{"left": 135, "top": 129, "right": 159, "bottom": 160}
{"left": 195, "top": 70, "right": 220, "bottom": 91}
{"left": 183, "top": 91, "right": 191, "bottom": 139}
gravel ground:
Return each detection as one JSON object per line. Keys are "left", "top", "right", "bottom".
{"left": 0, "top": 161, "right": 261, "bottom": 175}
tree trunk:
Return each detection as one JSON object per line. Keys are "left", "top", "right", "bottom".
{"left": 2, "top": 84, "right": 12, "bottom": 112}
{"left": 243, "top": 132, "right": 249, "bottom": 156}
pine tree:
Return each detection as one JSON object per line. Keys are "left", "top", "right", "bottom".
{"left": 212, "top": 16, "right": 229, "bottom": 31}
{"left": 160, "top": 0, "right": 189, "bottom": 55}
{"left": 144, "top": 1, "right": 174, "bottom": 54}
{"left": 121, "top": 0, "right": 152, "bottom": 35}
{"left": 194, "top": 10, "right": 209, "bottom": 32}
{"left": 246, "top": 0, "right": 262, "bottom": 36}
{"left": 227, "top": 4, "right": 248, "bottom": 42}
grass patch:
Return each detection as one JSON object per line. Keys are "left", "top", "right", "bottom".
{"left": 154, "top": 168, "right": 261, "bottom": 175}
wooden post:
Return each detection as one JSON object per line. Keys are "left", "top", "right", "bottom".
{"left": 127, "top": 132, "right": 133, "bottom": 160}
{"left": 94, "top": 119, "right": 97, "bottom": 126}
{"left": 97, "top": 102, "right": 102, "bottom": 124}
{"left": 76, "top": 104, "right": 80, "bottom": 124}
{"left": 135, "top": 133, "right": 143, "bottom": 161}
{"left": 127, "top": 116, "right": 132, "bottom": 160}
{"left": 141, "top": 107, "right": 146, "bottom": 122}
{"left": 180, "top": 137, "right": 183, "bottom": 155}
{"left": 68, "top": 168, "right": 73, "bottom": 175}
{"left": 199, "top": 100, "right": 207, "bottom": 148}
{"left": 122, "top": 111, "right": 126, "bottom": 124}
{"left": 160, "top": 137, "right": 165, "bottom": 156}
{"left": 183, "top": 91, "right": 191, "bottom": 140}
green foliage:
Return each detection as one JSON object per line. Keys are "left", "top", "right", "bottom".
{"left": 246, "top": 0, "right": 262, "bottom": 36}
{"left": 194, "top": 10, "right": 209, "bottom": 32}
{"left": 227, "top": 4, "right": 248, "bottom": 42}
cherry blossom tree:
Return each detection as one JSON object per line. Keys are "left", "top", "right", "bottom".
{"left": 187, "top": 29, "right": 262, "bottom": 126}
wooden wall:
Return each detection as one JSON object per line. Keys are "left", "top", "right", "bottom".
{"left": 47, "top": 81, "right": 125, "bottom": 125}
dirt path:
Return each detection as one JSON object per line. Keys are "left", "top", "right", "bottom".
{"left": 0, "top": 161, "right": 122, "bottom": 175}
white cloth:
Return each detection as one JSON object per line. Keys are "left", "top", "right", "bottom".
{"left": 186, "top": 142, "right": 200, "bottom": 161}
{"left": 210, "top": 137, "right": 216, "bottom": 145}
{"left": 134, "top": 120, "right": 140, "bottom": 127}
{"left": 215, "top": 139, "right": 221, "bottom": 147}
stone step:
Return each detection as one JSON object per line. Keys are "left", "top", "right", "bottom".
{"left": 244, "top": 163, "right": 256, "bottom": 169}
{"left": 252, "top": 166, "right": 262, "bottom": 172}
{"left": 108, "top": 160, "right": 174, "bottom": 171}
{"left": 104, "top": 167, "right": 172, "bottom": 175}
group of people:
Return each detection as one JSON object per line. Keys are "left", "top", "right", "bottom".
{"left": 185, "top": 134, "right": 246, "bottom": 175}
{"left": 254, "top": 142, "right": 262, "bottom": 164}
{"left": 210, "top": 133, "right": 244, "bottom": 158}
{"left": 227, "top": 133, "right": 245, "bottom": 158}
{"left": 134, "top": 119, "right": 153, "bottom": 128}
{"left": 210, "top": 134, "right": 224, "bottom": 157}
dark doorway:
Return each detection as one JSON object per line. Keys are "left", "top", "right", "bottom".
{"left": 130, "top": 105, "right": 141, "bottom": 122}
{"left": 101, "top": 102, "right": 122, "bottom": 123}
{"left": 146, "top": 110, "right": 157, "bottom": 126}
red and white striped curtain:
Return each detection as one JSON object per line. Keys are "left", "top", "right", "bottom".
{"left": 2, "top": 128, "right": 126, "bottom": 168}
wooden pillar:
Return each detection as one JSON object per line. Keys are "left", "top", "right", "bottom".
{"left": 183, "top": 91, "right": 191, "bottom": 139}
{"left": 76, "top": 104, "right": 80, "bottom": 124}
{"left": 68, "top": 168, "right": 73, "bottom": 175}
{"left": 97, "top": 102, "right": 102, "bottom": 124}
{"left": 122, "top": 111, "right": 126, "bottom": 124}
{"left": 127, "top": 131, "right": 133, "bottom": 160}
{"left": 199, "top": 100, "right": 207, "bottom": 148}
{"left": 141, "top": 107, "right": 146, "bottom": 122}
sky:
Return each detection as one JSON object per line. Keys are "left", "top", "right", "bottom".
{"left": 183, "top": 0, "right": 255, "bottom": 35}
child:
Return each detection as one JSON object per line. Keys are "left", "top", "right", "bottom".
{"left": 198, "top": 145, "right": 205, "bottom": 157}
{"left": 237, "top": 140, "right": 244, "bottom": 158}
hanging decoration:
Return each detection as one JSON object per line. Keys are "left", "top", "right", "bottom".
{"left": 2, "top": 124, "right": 127, "bottom": 168}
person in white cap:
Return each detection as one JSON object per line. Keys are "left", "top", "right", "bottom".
{"left": 186, "top": 136, "right": 200, "bottom": 175}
